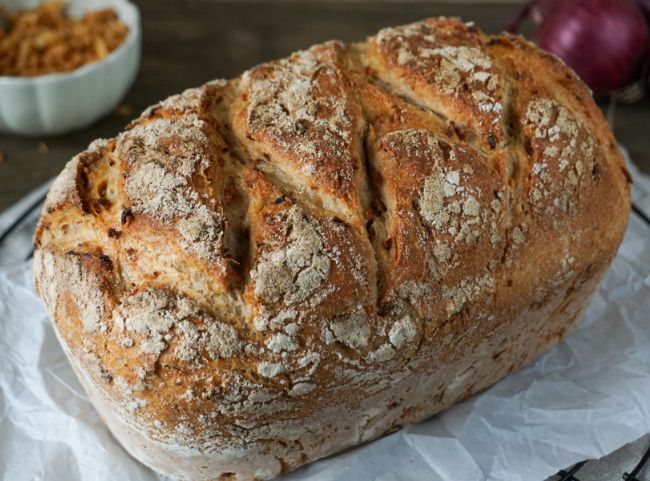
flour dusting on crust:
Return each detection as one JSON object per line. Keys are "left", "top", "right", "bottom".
{"left": 116, "top": 287, "right": 240, "bottom": 360}
{"left": 252, "top": 206, "right": 331, "bottom": 306}
{"left": 119, "top": 115, "right": 226, "bottom": 265}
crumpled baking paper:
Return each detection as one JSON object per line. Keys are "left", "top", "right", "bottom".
{"left": 2, "top": 160, "right": 650, "bottom": 481}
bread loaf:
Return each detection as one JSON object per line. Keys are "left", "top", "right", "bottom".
{"left": 33, "top": 18, "right": 630, "bottom": 481}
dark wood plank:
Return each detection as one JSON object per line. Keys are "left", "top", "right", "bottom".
{"left": 1, "top": 0, "right": 648, "bottom": 212}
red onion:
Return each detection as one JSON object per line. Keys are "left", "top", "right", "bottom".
{"left": 637, "top": 0, "right": 650, "bottom": 17}
{"left": 508, "top": 0, "right": 649, "bottom": 98}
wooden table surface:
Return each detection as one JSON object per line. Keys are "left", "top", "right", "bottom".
{"left": 1, "top": 0, "right": 649, "bottom": 212}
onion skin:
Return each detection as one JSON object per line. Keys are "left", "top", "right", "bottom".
{"left": 637, "top": 0, "right": 650, "bottom": 17}
{"left": 511, "top": 0, "right": 649, "bottom": 97}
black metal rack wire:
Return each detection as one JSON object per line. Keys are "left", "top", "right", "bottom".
{"left": 556, "top": 461, "right": 587, "bottom": 481}
{"left": 624, "top": 440, "right": 650, "bottom": 481}
{"left": 551, "top": 439, "right": 650, "bottom": 481}
{"left": 1, "top": 193, "right": 650, "bottom": 480}
{"left": 0, "top": 191, "right": 47, "bottom": 262}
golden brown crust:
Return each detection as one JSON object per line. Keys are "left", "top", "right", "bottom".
{"left": 33, "top": 17, "right": 630, "bottom": 481}
{"left": 369, "top": 18, "right": 506, "bottom": 149}
{"left": 233, "top": 42, "right": 367, "bottom": 222}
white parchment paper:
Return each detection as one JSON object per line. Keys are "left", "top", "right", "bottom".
{"left": 1, "top": 162, "right": 650, "bottom": 481}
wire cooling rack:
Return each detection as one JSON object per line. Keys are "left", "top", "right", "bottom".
{"left": 2, "top": 185, "right": 650, "bottom": 480}
{"left": 548, "top": 435, "right": 650, "bottom": 481}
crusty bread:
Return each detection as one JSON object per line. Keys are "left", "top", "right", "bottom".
{"left": 33, "top": 18, "right": 630, "bottom": 481}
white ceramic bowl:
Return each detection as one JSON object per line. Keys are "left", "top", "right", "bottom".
{"left": 0, "top": 0, "right": 140, "bottom": 136}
